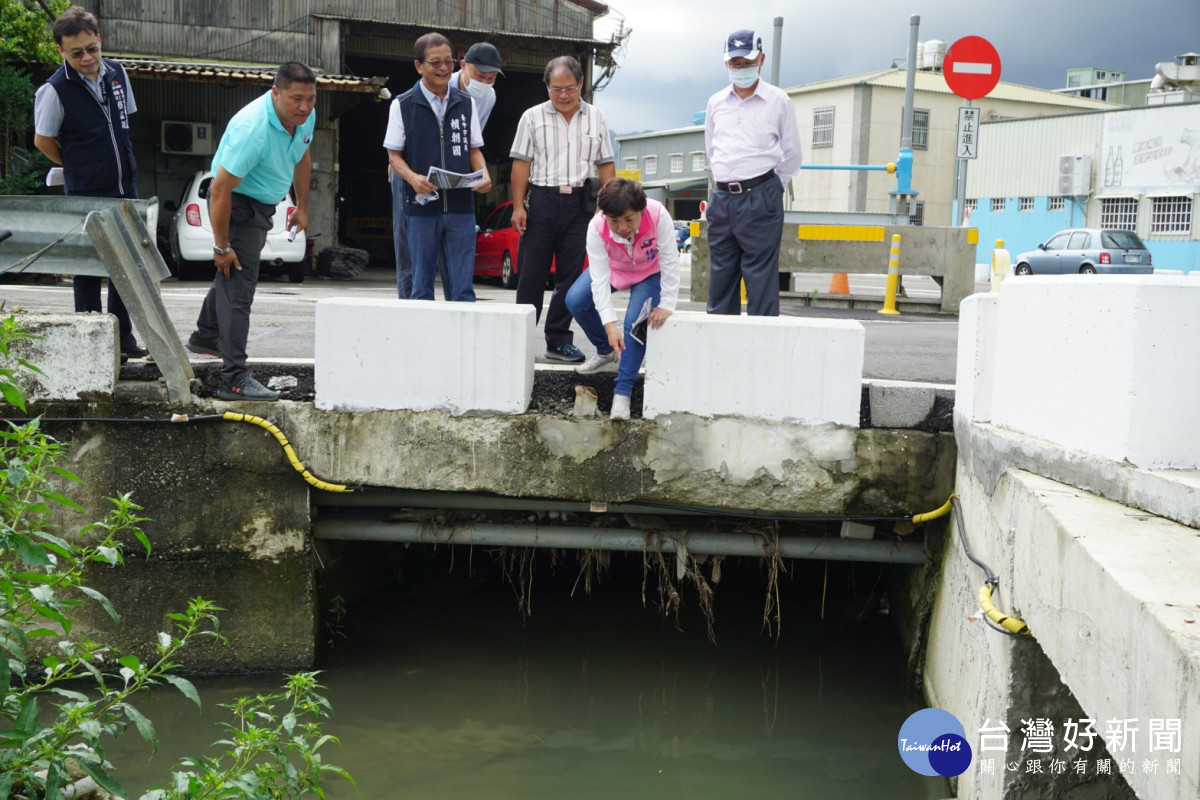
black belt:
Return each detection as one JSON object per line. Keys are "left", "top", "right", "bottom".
{"left": 715, "top": 170, "right": 775, "bottom": 194}
{"left": 530, "top": 183, "right": 584, "bottom": 195}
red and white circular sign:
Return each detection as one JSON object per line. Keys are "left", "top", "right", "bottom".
{"left": 943, "top": 36, "right": 1002, "bottom": 100}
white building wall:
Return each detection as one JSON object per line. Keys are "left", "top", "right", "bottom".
{"left": 787, "top": 72, "right": 1115, "bottom": 227}
{"left": 965, "top": 112, "right": 1106, "bottom": 198}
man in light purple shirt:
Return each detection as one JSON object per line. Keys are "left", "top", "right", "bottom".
{"left": 704, "top": 28, "right": 803, "bottom": 316}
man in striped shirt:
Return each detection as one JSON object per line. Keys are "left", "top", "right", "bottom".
{"left": 510, "top": 56, "right": 615, "bottom": 363}
{"left": 705, "top": 28, "right": 803, "bottom": 316}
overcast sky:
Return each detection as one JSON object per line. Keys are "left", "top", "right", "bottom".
{"left": 593, "top": 0, "right": 1200, "bottom": 135}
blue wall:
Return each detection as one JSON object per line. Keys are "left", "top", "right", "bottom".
{"left": 959, "top": 196, "right": 1197, "bottom": 273}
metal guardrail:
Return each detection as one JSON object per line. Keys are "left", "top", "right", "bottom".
{"left": 0, "top": 196, "right": 194, "bottom": 404}
{"left": 0, "top": 195, "right": 161, "bottom": 278}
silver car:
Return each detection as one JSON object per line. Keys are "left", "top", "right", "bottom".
{"left": 1014, "top": 228, "right": 1153, "bottom": 275}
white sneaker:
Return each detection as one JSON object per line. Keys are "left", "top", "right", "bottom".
{"left": 610, "top": 394, "right": 631, "bottom": 420}
{"left": 576, "top": 351, "right": 619, "bottom": 375}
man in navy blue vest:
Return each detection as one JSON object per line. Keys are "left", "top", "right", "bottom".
{"left": 383, "top": 32, "right": 492, "bottom": 302}
{"left": 34, "top": 5, "right": 146, "bottom": 360}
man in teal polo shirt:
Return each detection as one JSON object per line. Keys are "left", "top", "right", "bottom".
{"left": 186, "top": 62, "right": 316, "bottom": 401}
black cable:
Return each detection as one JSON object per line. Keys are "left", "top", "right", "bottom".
{"left": 951, "top": 495, "right": 1027, "bottom": 639}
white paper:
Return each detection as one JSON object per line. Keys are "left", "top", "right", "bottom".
{"left": 427, "top": 166, "right": 488, "bottom": 190}
{"left": 629, "top": 297, "right": 653, "bottom": 346}
{"left": 46, "top": 167, "right": 64, "bottom": 187}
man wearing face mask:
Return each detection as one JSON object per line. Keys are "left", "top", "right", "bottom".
{"left": 704, "top": 28, "right": 802, "bottom": 316}
{"left": 452, "top": 42, "right": 502, "bottom": 129}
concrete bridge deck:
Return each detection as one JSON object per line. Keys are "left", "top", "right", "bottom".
{"left": 2, "top": 271, "right": 1197, "bottom": 800}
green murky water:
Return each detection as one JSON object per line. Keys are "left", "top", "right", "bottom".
{"left": 105, "top": 553, "right": 946, "bottom": 799}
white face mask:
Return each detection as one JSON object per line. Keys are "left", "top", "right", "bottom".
{"left": 464, "top": 76, "right": 494, "bottom": 102}
{"left": 728, "top": 65, "right": 760, "bottom": 89}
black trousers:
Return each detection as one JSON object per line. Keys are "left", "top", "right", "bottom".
{"left": 194, "top": 193, "right": 275, "bottom": 384}
{"left": 73, "top": 277, "right": 133, "bottom": 338}
{"left": 515, "top": 186, "right": 589, "bottom": 349}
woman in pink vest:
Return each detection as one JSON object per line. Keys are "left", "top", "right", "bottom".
{"left": 565, "top": 178, "right": 680, "bottom": 420}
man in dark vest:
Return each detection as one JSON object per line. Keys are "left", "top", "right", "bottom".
{"left": 383, "top": 32, "right": 492, "bottom": 302}
{"left": 34, "top": 5, "right": 146, "bottom": 360}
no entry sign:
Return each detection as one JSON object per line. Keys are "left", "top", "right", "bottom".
{"left": 943, "top": 36, "right": 1002, "bottom": 100}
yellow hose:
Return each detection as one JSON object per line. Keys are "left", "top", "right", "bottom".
{"left": 911, "top": 495, "right": 954, "bottom": 525}
{"left": 910, "top": 494, "right": 1033, "bottom": 637}
{"left": 222, "top": 411, "right": 354, "bottom": 493}
{"left": 978, "top": 582, "right": 1031, "bottom": 636}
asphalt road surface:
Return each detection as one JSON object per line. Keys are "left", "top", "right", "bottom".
{"left": 0, "top": 258, "right": 962, "bottom": 385}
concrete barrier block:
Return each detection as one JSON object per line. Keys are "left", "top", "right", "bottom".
{"left": 643, "top": 311, "right": 864, "bottom": 425}
{"left": 866, "top": 379, "right": 936, "bottom": 428}
{"left": 992, "top": 277, "right": 1200, "bottom": 469}
{"left": 314, "top": 299, "right": 535, "bottom": 414}
{"left": 955, "top": 293, "right": 999, "bottom": 425}
{"left": 9, "top": 313, "right": 118, "bottom": 403}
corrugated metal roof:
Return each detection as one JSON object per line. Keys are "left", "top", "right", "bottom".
{"left": 118, "top": 57, "right": 386, "bottom": 93}
{"left": 617, "top": 125, "right": 704, "bottom": 142}
{"left": 786, "top": 68, "right": 1117, "bottom": 110}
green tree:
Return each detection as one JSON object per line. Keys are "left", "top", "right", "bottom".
{"left": 0, "top": 316, "right": 351, "bottom": 799}
{"left": 0, "top": 0, "right": 65, "bottom": 190}
{"left": 0, "top": 0, "right": 66, "bottom": 64}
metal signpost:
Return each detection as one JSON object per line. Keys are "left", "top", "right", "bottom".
{"left": 944, "top": 36, "right": 1002, "bottom": 225}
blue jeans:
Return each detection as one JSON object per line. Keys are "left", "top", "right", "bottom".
{"left": 407, "top": 212, "right": 476, "bottom": 302}
{"left": 565, "top": 270, "right": 661, "bottom": 397}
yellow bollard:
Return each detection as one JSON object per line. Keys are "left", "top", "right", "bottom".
{"left": 878, "top": 234, "right": 902, "bottom": 316}
{"left": 740, "top": 279, "right": 748, "bottom": 305}
{"left": 991, "top": 239, "right": 1011, "bottom": 293}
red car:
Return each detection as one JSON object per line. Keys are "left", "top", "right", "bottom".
{"left": 474, "top": 201, "right": 523, "bottom": 288}
{"left": 476, "top": 201, "right": 577, "bottom": 289}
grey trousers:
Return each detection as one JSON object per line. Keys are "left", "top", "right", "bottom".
{"left": 194, "top": 192, "right": 275, "bottom": 385}
{"left": 706, "top": 176, "right": 784, "bottom": 316}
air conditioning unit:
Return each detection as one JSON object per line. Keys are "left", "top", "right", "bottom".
{"left": 1057, "top": 153, "right": 1092, "bottom": 196}
{"left": 161, "top": 121, "right": 215, "bottom": 156}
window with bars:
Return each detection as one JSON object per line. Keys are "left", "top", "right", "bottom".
{"left": 910, "top": 201, "right": 925, "bottom": 226}
{"left": 812, "top": 107, "right": 834, "bottom": 148}
{"left": 991, "top": 197, "right": 1006, "bottom": 212}
{"left": 1048, "top": 196, "right": 1065, "bottom": 211}
{"left": 669, "top": 153, "right": 683, "bottom": 174}
{"left": 691, "top": 151, "right": 705, "bottom": 171}
{"left": 912, "top": 109, "right": 930, "bottom": 150}
{"left": 1100, "top": 197, "right": 1138, "bottom": 231}
{"left": 1150, "top": 196, "right": 1192, "bottom": 234}
{"left": 964, "top": 199, "right": 977, "bottom": 213}
{"left": 1019, "top": 197, "right": 1034, "bottom": 211}
{"left": 623, "top": 158, "right": 637, "bottom": 171}
{"left": 643, "top": 155, "right": 657, "bottom": 176}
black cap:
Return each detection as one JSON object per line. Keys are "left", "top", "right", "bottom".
{"left": 464, "top": 42, "right": 504, "bottom": 76}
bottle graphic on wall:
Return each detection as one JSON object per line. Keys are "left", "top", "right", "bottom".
{"left": 1104, "top": 147, "right": 1114, "bottom": 187}
{"left": 1113, "top": 146, "right": 1124, "bottom": 187}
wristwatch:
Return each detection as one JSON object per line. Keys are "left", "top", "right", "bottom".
{"left": 213, "top": 243, "right": 232, "bottom": 256}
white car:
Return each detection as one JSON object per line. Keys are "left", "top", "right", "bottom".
{"left": 166, "top": 170, "right": 306, "bottom": 282}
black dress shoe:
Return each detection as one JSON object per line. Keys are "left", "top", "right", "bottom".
{"left": 120, "top": 335, "right": 148, "bottom": 359}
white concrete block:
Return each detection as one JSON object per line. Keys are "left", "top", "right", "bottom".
{"left": 314, "top": 299, "right": 535, "bottom": 414}
{"left": 954, "top": 293, "right": 999, "bottom": 425}
{"left": 9, "top": 313, "right": 118, "bottom": 403}
{"left": 992, "top": 276, "right": 1200, "bottom": 469}
{"left": 643, "top": 311, "right": 864, "bottom": 425}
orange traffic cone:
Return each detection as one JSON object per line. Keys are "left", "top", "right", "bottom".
{"left": 828, "top": 273, "right": 850, "bottom": 294}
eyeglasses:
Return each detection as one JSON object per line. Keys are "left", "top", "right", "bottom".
{"left": 65, "top": 44, "right": 101, "bottom": 59}
{"left": 422, "top": 59, "right": 455, "bottom": 69}
{"left": 548, "top": 85, "right": 580, "bottom": 96}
